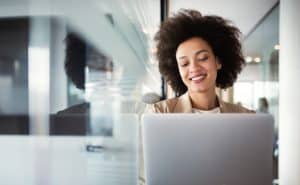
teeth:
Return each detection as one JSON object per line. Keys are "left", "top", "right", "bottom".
{"left": 191, "top": 75, "right": 206, "bottom": 81}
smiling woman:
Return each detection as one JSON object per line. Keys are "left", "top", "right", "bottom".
{"left": 176, "top": 37, "right": 222, "bottom": 110}
{"left": 150, "top": 9, "right": 253, "bottom": 113}
{"left": 139, "top": 9, "right": 255, "bottom": 185}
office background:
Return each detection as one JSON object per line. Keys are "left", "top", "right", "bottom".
{"left": 0, "top": 0, "right": 299, "bottom": 185}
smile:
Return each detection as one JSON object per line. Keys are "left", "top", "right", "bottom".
{"left": 189, "top": 74, "right": 207, "bottom": 81}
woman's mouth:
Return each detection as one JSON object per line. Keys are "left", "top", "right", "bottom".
{"left": 189, "top": 74, "right": 207, "bottom": 82}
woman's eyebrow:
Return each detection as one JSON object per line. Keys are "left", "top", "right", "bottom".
{"left": 178, "top": 55, "right": 187, "bottom": 60}
{"left": 194, "top": 49, "right": 209, "bottom": 56}
{"left": 178, "top": 49, "right": 209, "bottom": 60}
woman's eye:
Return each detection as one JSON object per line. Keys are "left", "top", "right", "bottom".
{"left": 197, "top": 56, "right": 208, "bottom": 61}
{"left": 180, "top": 63, "right": 188, "bottom": 67}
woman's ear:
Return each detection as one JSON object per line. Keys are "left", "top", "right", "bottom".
{"left": 216, "top": 57, "right": 222, "bottom": 70}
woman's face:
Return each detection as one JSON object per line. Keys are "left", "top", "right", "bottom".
{"left": 176, "top": 37, "right": 222, "bottom": 94}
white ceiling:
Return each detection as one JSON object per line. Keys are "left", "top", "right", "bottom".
{"left": 169, "top": 0, "right": 279, "bottom": 36}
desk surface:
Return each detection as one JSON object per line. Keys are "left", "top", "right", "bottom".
{"left": 0, "top": 136, "right": 138, "bottom": 185}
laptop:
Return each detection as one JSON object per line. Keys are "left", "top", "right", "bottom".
{"left": 142, "top": 114, "right": 273, "bottom": 185}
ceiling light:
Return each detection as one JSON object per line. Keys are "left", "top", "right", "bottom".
{"left": 254, "top": 57, "right": 261, "bottom": 63}
{"left": 245, "top": 56, "right": 252, "bottom": 63}
{"left": 142, "top": 28, "right": 149, "bottom": 34}
{"left": 150, "top": 47, "right": 157, "bottom": 54}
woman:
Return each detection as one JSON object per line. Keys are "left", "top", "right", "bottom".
{"left": 149, "top": 9, "right": 253, "bottom": 113}
{"left": 140, "top": 9, "right": 254, "bottom": 185}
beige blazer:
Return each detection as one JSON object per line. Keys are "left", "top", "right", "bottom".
{"left": 139, "top": 92, "right": 254, "bottom": 185}
{"left": 148, "top": 92, "right": 254, "bottom": 113}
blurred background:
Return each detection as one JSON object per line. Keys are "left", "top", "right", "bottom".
{"left": 0, "top": 0, "right": 279, "bottom": 134}
{"left": 0, "top": 0, "right": 283, "bottom": 184}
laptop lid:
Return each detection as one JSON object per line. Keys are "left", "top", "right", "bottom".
{"left": 142, "top": 114, "right": 273, "bottom": 185}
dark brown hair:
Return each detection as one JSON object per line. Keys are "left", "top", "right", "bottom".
{"left": 65, "top": 33, "right": 86, "bottom": 90}
{"left": 155, "top": 9, "right": 245, "bottom": 96}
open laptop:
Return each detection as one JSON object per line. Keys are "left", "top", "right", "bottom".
{"left": 142, "top": 114, "right": 273, "bottom": 185}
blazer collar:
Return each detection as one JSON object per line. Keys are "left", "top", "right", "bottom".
{"left": 173, "top": 92, "right": 226, "bottom": 113}
{"left": 173, "top": 92, "right": 193, "bottom": 113}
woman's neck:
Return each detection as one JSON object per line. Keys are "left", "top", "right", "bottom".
{"left": 188, "top": 89, "right": 218, "bottom": 110}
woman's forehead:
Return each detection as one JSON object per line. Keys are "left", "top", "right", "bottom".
{"left": 176, "top": 37, "right": 212, "bottom": 58}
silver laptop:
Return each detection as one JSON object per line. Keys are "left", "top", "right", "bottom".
{"left": 142, "top": 114, "right": 273, "bottom": 185}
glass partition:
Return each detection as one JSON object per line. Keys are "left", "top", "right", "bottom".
{"left": 0, "top": 0, "right": 161, "bottom": 133}
{"left": 0, "top": 0, "right": 161, "bottom": 184}
{"left": 235, "top": 3, "right": 279, "bottom": 180}
{"left": 235, "top": 4, "right": 279, "bottom": 127}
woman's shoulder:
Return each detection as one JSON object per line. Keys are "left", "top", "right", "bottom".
{"left": 146, "top": 96, "right": 180, "bottom": 113}
{"left": 57, "top": 102, "right": 90, "bottom": 115}
{"left": 145, "top": 94, "right": 255, "bottom": 114}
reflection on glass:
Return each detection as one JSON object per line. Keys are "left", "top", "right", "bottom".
{"left": 236, "top": 3, "right": 279, "bottom": 180}
{"left": 0, "top": 18, "right": 29, "bottom": 115}
{"left": 237, "top": 4, "right": 279, "bottom": 128}
{"left": 85, "top": 40, "right": 115, "bottom": 136}
{"left": 0, "top": 0, "right": 161, "bottom": 184}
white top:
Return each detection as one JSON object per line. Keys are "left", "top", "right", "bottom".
{"left": 192, "top": 107, "right": 221, "bottom": 114}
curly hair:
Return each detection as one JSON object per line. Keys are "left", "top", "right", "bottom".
{"left": 65, "top": 33, "right": 86, "bottom": 90}
{"left": 64, "top": 33, "right": 114, "bottom": 90}
{"left": 155, "top": 9, "right": 245, "bottom": 96}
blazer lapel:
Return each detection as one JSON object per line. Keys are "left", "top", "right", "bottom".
{"left": 173, "top": 93, "right": 230, "bottom": 113}
{"left": 217, "top": 96, "right": 234, "bottom": 113}
{"left": 173, "top": 92, "right": 193, "bottom": 113}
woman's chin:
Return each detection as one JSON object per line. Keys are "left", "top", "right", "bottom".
{"left": 189, "top": 86, "right": 209, "bottom": 94}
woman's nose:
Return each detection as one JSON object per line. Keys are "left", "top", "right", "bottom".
{"left": 189, "top": 60, "right": 202, "bottom": 71}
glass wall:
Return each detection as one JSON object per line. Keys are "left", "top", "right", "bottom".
{"left": 235, "top": 4, "right": 279, "bottom": 129}
{"left": 0, "top": 0, "right": 161, "bottom": 184}
{"left": 0, "top": 0, "right": 161, "bottom": 133}
{"left": 234, "top": 4, "right": 279, "bottom": 180}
